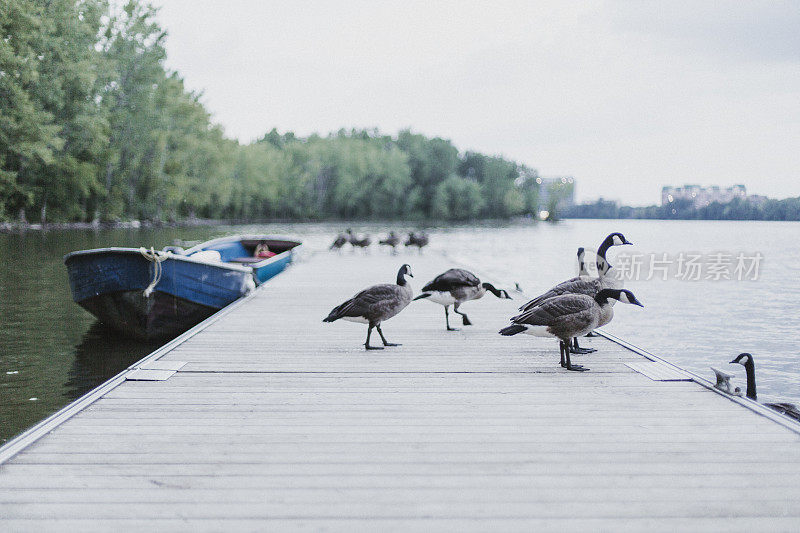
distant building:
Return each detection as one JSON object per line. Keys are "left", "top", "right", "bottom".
{"left": 661, "top": 184, "right": 747, "bottom": 208}
{"left": 537, "top": 176, "right": 576, "bottom": 210}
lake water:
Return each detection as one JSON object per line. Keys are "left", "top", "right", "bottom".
{"left": 1, "top": 219, "right": 799, "bottom": 443}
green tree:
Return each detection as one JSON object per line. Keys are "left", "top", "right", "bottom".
{"left": 432, "top": 175, "right": 484, "bottom": 220}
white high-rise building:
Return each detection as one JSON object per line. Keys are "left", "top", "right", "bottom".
{"left": 661, "top": 184, "right": 747, "bottom": 208}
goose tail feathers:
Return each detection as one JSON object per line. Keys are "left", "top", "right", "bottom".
{"left": 323, "top": 299, "right": 353, "bottom": 322}
{"left": 499, "top": 324, "right": 527, "bottom": 336}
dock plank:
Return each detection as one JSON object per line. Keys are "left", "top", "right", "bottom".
{"left": 1, "top": 251, "right": 799, "bottom": 531}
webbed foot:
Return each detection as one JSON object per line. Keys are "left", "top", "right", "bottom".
{"left": 570, "top": 347, "right": 597, "bottom": 354}
{"left": 566, "top": 364, "right": 589, "bottom": 372}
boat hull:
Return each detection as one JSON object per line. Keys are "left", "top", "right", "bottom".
{"left": 77, "top": 290, "right": 218, "bottom": 341}
{"left": 65, "top": 248, "right": 255, "bottom": 341}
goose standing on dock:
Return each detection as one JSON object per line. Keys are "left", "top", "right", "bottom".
{"left": 330, "top": 233, "right": 348, "bottom": 251}
{"left": 347, "top": 229, "right": 371, "bottom": 251}
{"left": 500, "top": 289, "right": 643, "bottom": 371}
{"left": 730, "top": 353, "right": 800, "bottom": 421}
{"left": 379, "top": 232, "right": 401, "bottom": 254}
{"left": 405, "top": 232, "right": 429, "bottom": 253}
{"left": 519, "top": 232, "right": 633, "bottom": 354}
{"left": 414, "top": 268, "right": 512, "bottom": 330}
{"left": 323, "top": 264, "right": 414, "bottom": 350}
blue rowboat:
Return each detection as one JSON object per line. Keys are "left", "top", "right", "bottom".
{"left": 64, "top": 236, "right": 301, "bottom": 341}
{"left": 182, "top": 235, "right": 302, "bottom": 285}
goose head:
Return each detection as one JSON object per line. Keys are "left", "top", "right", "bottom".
{"left": 729, "top": 352, "right": 757, "bottom": 400}
{"left": 604, "top": 232, "right": 633, "bottom": 247}
{"left": 396, "top": 264, "right": 413, "bottom": 285}
{"left": 482, "top": 283, "right": 512, "bottom": 299}
{"left": 595, "top": 289, "right": 644, "bottom": 307}
{"left": 730, "top": 352, "right": 753, "bottom": 367}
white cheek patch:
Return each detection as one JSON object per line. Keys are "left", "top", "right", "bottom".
{"left": 613, "top": 235, "right": 623, "bottom": 245}
{"left": 619, "top": 292, "right": 630, "bottom": 304}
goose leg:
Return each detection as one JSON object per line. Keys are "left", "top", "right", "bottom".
{"left": 445, "top": 306, "right": 459, "bottom": 331}
{"left": 560, "top": 341, "right": 567, "bottom": 368}
{"left": 564, "top": 341, "right": 588, "bottom": 372}
{"left": 364, "top": 325, "right": 384, "bottom": 350}
{"left": 570, "top": 336, "right": 596, "bottom": 354}
{"left": 376, "top": 324, "right": 400, "bottom": 347}
{"left": 454, "top": 303, "right": 472, "bottom": 326}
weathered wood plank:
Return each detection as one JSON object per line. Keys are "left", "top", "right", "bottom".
{"left": 1, "top": 251, "right": 798, "bottom": 530}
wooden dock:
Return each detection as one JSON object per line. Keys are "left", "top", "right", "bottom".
{"left": 2, "top": 251, "right": 799, "bottom": 531}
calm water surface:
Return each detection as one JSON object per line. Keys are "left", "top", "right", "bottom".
{"left": 1, "top": 219, "right": 798, "bottom": 443}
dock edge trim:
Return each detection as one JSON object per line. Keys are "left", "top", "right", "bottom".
{"left": 0, "top": 281, "right": 270, "bottom": 465}
{"left": 598, "top": 328, "right": 800, "bottom": 435}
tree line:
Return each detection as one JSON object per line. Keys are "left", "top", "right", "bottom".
{"left": 1, "top": 0, "right": 549, "bottom": 224}
{"left": 565, "top": 197, "right": 800, "bottom": 221}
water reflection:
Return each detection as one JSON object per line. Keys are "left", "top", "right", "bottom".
{"left": 64, "top": 322, "right": 160, "bottom": 400}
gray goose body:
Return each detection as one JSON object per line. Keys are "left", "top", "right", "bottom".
{"left": 330, "top": 234, "right": 348, "bottom": 251}
{"left": 346, "top": 229, "right": 371, "bottom": 250}
{"left": 323, "top": 265, "right": 413, "bottom": 349}
{"left": 379, "top": 232, "right": 400, "bottom": 253}
{"left": 414, "top": 268, "right": 511, "bottom": 330}
{"left": 405, "top": 232, "right": 429, "bottom": 252}
{"left": 518, "top": 233, "right": 632, "bottom": 354}
{"left": 500, "top": 288, "right": 643, "bottom": 371}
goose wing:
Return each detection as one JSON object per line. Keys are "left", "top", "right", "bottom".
{"left": 422, "top": 269, "right": 479, "bottom": 292}
{"left": 325, "top": 284, "right": 403, "bottom": 322}
{"left": 518, "top": 278, "right": 601, "bottom": 312}
{"left": 511, "top": 294, "right": 594, "bottom": 326}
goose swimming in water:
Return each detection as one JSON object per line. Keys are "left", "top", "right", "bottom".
{"left": 500, "top": 288, "right": 643, "bottom": 371}
{"left": 519, "top": 232, "right": 633, "bottom": 354}
{"left": 730, "top": 353, "right": 800, "bottom": 421}
{"left": 414, "top": 268, "right": 512, "bottom": 330}
{"left": 323, "top": 264, "right": 413, "bottom": 350}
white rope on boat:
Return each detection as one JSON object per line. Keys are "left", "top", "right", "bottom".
{"left": 139, "top": 247, "right": 168, "bottom": 298}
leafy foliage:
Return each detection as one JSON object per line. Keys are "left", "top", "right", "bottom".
{"left": 0, "top": 0, "right": 539, "bottom": 223}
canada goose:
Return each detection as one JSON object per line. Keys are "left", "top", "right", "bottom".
{"left": 347, "top": 229, "right": 372, "bottom": 251}
{"left": 730, "top": 353, "right": 800, "bottom": 421}
{"left": 405, "top": 232, "right": 429, "bottom": 253}
{"left": 323, "top": 264, "right": 414, "bottom": 350}
{"left": 576, "top": 247, "right": 590, "bottom": 278}
{"left": 414, "top": 268, "right": 512, "bottom": 330}
{"left": 499, "top": 288, "right": 643, "bottom": 371}
{"left": 379, "top": 232, "right": 401, "bottom": 254}
{"left": 519, "top": 232, "right": 633, "bottom": 354}
{"left": 330, "top": 233, "right": 348, "bottom": 251}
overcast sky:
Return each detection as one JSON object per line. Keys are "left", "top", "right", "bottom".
{"left": 154, "top": 0, "right": 800, "bottom": 205}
